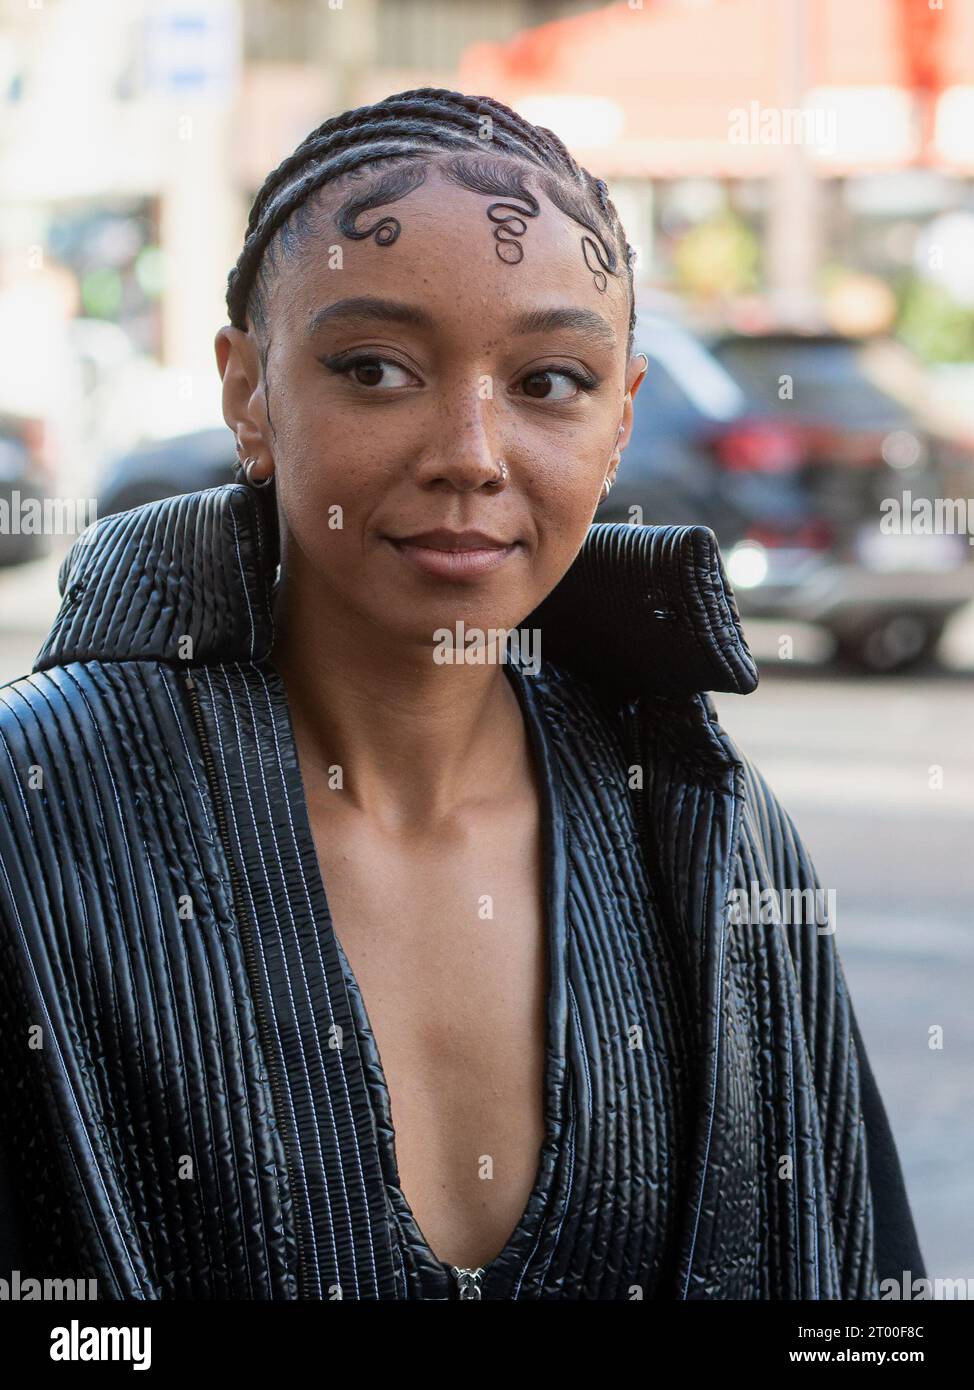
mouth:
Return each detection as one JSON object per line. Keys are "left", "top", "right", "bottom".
{"left": 383, "top": 531, "right": 521, "bottom": 580}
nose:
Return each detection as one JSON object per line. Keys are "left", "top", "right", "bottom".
{"left": 413, "top": 388, "right": 509, "bottom": 493}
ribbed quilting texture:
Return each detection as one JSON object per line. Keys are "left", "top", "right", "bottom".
{"left": 628, "top": 695, "right": 881, "bottom": 1299}
{"left": 33, "top": 485, "right": 278, "bottom": 671}
{"left": 339, "top": 658, "right": 697, "bottom": 1299}
{"left": 192, "top": 662, "right": 399, "bottom": 1299}
{"left": 0, "top": 662, "right": 295, "bottom": 1297}
{"left": 523, "top": 520, "right": 759, "bottom": 698}
{"left": 31, "top": 484, "right": 755, "bottom": 699}
{"left": 0, "top": 484, "right": 893, "bottom": 1299}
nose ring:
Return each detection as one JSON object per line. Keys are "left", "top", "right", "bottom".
{"left": 488, "top": 460, "right": 509, "bottom": 487}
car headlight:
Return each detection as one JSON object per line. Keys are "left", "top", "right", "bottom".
{"left": 726, "top": 541, "right": 769, "bottom": 589}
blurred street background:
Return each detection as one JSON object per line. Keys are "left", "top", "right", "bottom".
{"left": 0, "top": 0, "right": 972, "bottom": 1289}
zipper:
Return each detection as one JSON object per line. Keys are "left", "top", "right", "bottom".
{"left": 181, "top": 668, "right": 311, "bottom": 1298}
{"left": 450, "top": 1266, "right": 486, "bottom": 1300}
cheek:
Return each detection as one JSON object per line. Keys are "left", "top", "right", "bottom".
{"left": 523, "top": 446, "right": 606, "bottom": 526}
{"left": 518, "top": 455, "right": 605, "bottom": 592}
{"left": 268, "top": 365, "right": 367, "bottom": 500}
{"left": 274, "top": 408, "right": 385, "bottom": 528}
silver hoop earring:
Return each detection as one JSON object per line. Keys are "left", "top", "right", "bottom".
{"left": 600, "top": 476, "right": 613, "bottom": 501}
{"left": 243, "top": 456, "right": 273, "bottom": 490}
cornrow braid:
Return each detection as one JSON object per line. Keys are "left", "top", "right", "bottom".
{"left": 226, "top": 87, "right": 637, "bottom": 361}
{"left": 251, "top": 88, "right": 564, "bottom": 233}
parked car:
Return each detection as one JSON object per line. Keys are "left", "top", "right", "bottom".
{"left": 709, "top": 331, "right": 974, "bottom": 672}
{"left": 96, "top": 427, "right": 236, "bottom": 518}
{"left": 600, "top": 311, "right": 752, "bottom": 535}
{"left": 599, "top": 316, "right": 974, "bottom": 672}
{"left": 0, "top": 412, "right": 53, "bottom": 567}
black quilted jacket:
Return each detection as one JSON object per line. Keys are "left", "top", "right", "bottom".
{"left": 0, "top": 481, "right": 924, "bottom": 1299}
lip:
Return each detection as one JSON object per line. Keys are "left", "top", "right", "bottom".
{"left": 388, "top": 528, "right": 514, "bottom": 551}
{"left": 384, "top": 530, "right": 521, "bottom": 580}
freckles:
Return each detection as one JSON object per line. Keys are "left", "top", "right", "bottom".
{"left": 522, "top": 462, "right": 577, "bottom": 510}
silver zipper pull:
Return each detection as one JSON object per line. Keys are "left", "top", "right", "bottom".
{"left": 451, "top": 1266, "right": 485, "bottom": 1300}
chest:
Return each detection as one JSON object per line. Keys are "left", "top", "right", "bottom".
{"left": 305, "top": 790, "right": 550, "bottom": 1271}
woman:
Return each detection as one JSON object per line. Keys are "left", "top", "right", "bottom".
{"left": 0, "top": 88, "right": 924, "bottom": 1301}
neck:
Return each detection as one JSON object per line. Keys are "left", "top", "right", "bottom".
{"left": 270, "top": 579, "right": 530, "bottom": 835}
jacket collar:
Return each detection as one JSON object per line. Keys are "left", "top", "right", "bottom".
{"left": 32, "top": 481, "right": 759, "bottom": 699}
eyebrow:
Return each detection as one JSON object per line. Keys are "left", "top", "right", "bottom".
{"left": 306, "top": 296, "right": 617, "bottom": 348}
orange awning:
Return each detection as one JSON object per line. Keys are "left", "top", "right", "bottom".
{"left": 457, "top": 0, "right": 974, "bottom": 176}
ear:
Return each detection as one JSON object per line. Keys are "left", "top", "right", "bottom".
{"left": 607, "top": 352, "right": 649, "bottom": 481}
{"left": 617, "top": 351, "right": 649, "bottom": 453}
{"left": 214, "top": 324, "right": 272, "bottom": 460}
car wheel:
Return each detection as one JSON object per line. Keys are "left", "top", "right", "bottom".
{"left": 830, "top": 615, "right": 946, "bottom": 675}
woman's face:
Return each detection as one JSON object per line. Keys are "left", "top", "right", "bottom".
{"left": 217, "top": 162, "right": 646, "bottom": 649}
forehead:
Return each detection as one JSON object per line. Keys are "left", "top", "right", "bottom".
{"left": 269, "top": 163, "right": 628, "bottom": 351}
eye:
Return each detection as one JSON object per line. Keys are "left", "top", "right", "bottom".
{"left": 517, "top": 366, "right": 599, "bottom": 401}
{"left": 321, "top": 353, "right": 418, "bottom": 389}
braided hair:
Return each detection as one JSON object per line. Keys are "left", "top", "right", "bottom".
{"left": 225, "top": 87, "right": 637, "bottom": 367}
